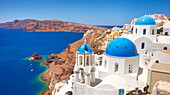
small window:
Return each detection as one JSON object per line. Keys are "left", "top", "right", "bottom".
{"left": 79, "top": 56, "right": 83, "bottom": 65}
{"left": 141, "top": 43, "right": 145, "bottom": 49}
{"left": 114, "top": 63, "right": 119, "bottom": 72}
{"left": 105, "top": 60, "right": 107, "bottom": 68}
{"left": 165, "top": 32, "right": 168, "bottom": 35}
{"left": 155, "top": 60, "right": 159, "bottom": 63}
{"left": 152, "top": 29, "right": 154, "bottom": 35}
{"left": 143, "top": 29, "right": 146, "bottom": 35}
{"left": 128, "top": 65, "right": 132, "bottom": 73}
{"left": 136, "top": 29, "right": 138, "bottom": 34}
{"left": 164, "top": 47, "right": 167, "bottom": 50}
{"left": 86, "top": 56, "right": 89, "bottom": 66}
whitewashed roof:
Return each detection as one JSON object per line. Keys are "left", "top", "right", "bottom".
{"left": 157, "top": 36, "right": 170, "bottom": 44}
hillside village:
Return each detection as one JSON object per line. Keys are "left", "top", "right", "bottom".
{"left": 42, "top": 14, "right": 170, "bottom": 95}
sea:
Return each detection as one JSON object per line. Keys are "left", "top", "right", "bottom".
{"left": 0, "top": 25, "right": 122, "bottom": 95}
{"left": 0, "top": 28, "right": 84, "bottom": 95}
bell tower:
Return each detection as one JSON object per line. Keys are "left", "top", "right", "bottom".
{"left": 74, "top": 39, "right": 95, "bottom": 86}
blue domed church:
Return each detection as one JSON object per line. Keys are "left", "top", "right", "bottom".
{"left": 122, "top": 15, "right": 170, "bottom": 55}
{"left": 73, "top": 38, "right": 141, "bottom": 95}
{"left": 102, "top": 38, "right": 139, "bottom": 74}
{"left": 123, "top": 16, "right": 160, "bottom": 54}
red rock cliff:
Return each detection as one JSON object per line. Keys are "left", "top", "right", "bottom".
{"left": 0, "top": 19, "right": 105, "bottom": 33}
{"left": 40, "top": 28, "right": 108, "bottom": 95}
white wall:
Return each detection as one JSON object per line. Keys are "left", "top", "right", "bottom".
{"left": 150, "top": 51, "right": 170, "bottom": 64}
{"left": 73, "top": 82, "right": 119, "bottom": 95}
{"left": 133, "top": 36, "right": 154, "bottom": 54}
{"left": 157, "top": 36, "right": 170, "bottom": 44}
{"left": 163, "top": 28, "right": 170, "bottom": 35}
{"left": 102, "top": 54, "right": 139, "bottom": 74}
{"left": 124, "top": 57, "right": 139, "bottom": 74}
{"left": 102, "top": 54, "right": 125, "bottom": 74}
{"left": 126, "top": 36, "right": 170, "bottom": 54}
{"left": 153, "top": 43, "right": 170, "bottom": 51}
{"left": 133, "top": 25, "right": 157, "bottom": 37}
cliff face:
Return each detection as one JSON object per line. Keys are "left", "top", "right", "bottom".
{"left": 0, "top": 19, "right": 104, "bottom": 33}
{"left": 0, "top": 19, "right": 109, "bottom": 94}
{"left": 40, "top": 28, "right": 108, "bottom": 95}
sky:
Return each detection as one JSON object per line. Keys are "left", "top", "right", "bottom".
{"left": 1, "top": 0, "right": 170, "bottom": 25}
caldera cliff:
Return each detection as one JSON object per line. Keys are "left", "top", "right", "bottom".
{"left": 0, "top": 19, "right": 104, "bottom": 33}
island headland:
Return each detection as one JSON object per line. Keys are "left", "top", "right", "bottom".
{"left": 0, "top": 19, "right": 105, "bottom": 32}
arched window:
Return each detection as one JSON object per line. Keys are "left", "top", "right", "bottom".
{"left": 86, "top": 56, "right": 89, "bottom": 66}
{"left": 79, "top": 68, "right": 85, "bottom": 83}
{"left": 128, "top": 65, "right": 132, "bottom": 73}
{"left": 114, "top": 63, "right": 119, "bottom": 72}
{"left": 136, "top": 28, "right": 138, "bottom": 34}
{"left": 79, "top": 56, "right": 83, "bottom": 65}
{"left": 141, "top": 43, "right": 145, "bottom": 49}
{"left": 152, "top": 29, "right": 154, "bottom": 35}
{"left": 165, "top": 32, "right": 168, "bottom": 35}
{"left": 155, "top": 60, "right": 159, "bottom": 63}
{"left": 164, "top": 47, "right": 167, "bottom": 50}
{"left": 143, "top": 29, "right": 146, "bottom": 35}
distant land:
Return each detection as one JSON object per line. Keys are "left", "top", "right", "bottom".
{"left": 0, "top": 19, "right": 106, "bottom": 32}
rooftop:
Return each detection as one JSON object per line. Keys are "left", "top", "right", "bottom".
{"left": 162, "top": 50, "right": 170, "bottom": 54}
{"left": 150, "top": 63, "right": 170, "bottom": 73}
{"left": 135, "top": 16, "right": 156, "bottom": 25}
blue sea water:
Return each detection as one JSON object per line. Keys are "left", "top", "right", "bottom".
{"left": 0, "top": 28, "right": 83, "bottom": 95}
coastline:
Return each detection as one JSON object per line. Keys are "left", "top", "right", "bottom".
{"left": 36, "top": 64, "right": 48, "bottom": 95}
{"left": 0, "top": 28, "right": 85, "bottom": 95}
{"left": 22, "top": 55, "right": 49, "bottom": 95}
{"left": 39, "top": 28, "right": 108, "bottom": 94}
{"left": 15, "top": 28, "right": 109, "bottom": 95}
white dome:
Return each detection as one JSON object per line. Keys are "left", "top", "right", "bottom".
{"left": 163, "top": 21, "right": 170, "bottom": 28}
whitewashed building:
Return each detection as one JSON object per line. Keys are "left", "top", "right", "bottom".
{"left": 52, "top": 15, "right": 170, "bottom": 95}
{"left": 163, "top": 21, "right": 170, "bottom": 36}
{"left": 72, "top": 38, "right": 144, "bottom": 95}
{"left": 122, "top": 16, "right": 170, "bottom": 55}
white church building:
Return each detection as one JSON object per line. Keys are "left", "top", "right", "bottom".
{"left": 52, "top": 15, "right": 170, "bottom": 95}
{"left": 72, "top": 38, "right": 143, "bottom": 95}
{"left": 122, "top": 16, "right": 170, "bottom": 55}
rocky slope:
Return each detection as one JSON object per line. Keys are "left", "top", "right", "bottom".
{"left": 40, "top": 28, "right": 109, "bottom": 95}
{"left": 0, "top": 19, "right": 104, "bottom": 32}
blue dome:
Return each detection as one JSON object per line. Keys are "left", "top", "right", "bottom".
{"left": 104, "top": 38, "right": 138, "bottom": 57}
{"left": 135, "top": 16, "right": 156, "bottom": 25}
{"left": 77, "top": 43, "right": 93, "bottom": 54}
